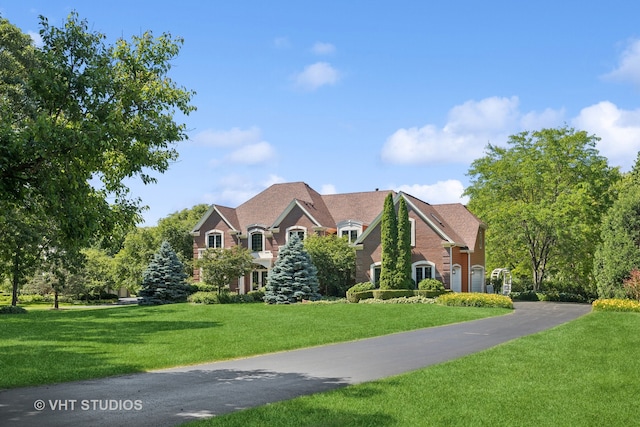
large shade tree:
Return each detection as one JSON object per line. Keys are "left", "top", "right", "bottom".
{"left": 0, "top": 13, "right": 195, "bottom": 301}
{"left": 464, "top": 126, "right": 619, "bottom": 292}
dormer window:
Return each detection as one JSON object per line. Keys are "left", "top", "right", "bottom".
{"left": 337, "top": 220, "right": 363, "bottom": 244}
{"left": 206, "top": 230, "right": 223, "bottom": 248}
{"left": 286, "top": 226, "right": 307, "bottom": 242}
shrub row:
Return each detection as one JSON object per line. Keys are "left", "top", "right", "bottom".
{"left": 510, "top": 291, "right": 589, "bottom": 303}
{"left": 0, "top": 306, "right": 28, "bottom": 314}
{"left": 592, "top": 298, "right": 640, "bottom": 313}
{"left": 358, "top": 296, "right": 436, "bottom": 304}
{"left": 436, "top": 292, "right": 514, "bottom": 309}
{"left": 188, "top": 290, "right": 265, "bottom": 304}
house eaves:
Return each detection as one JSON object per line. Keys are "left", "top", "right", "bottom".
{"left": 270, "top": 198, "right": 323, "bottom": 230}
{"left": 190, "top": 204, "right": 239, "bottom": 236}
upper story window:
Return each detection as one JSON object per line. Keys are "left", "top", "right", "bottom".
{"left": 286, "top": 226, "right": 307, "bottom": 242}
{"left": 250, "top": 230, "right": 264, "bottom": 252}
{"left": 206, "top": 230, "right": 223, "bottom": 249}
{"left": 337, "top": 220, "right": 363, "bottom": 244}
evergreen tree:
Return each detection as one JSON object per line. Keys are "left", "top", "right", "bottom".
{"left": 396, "top": 197, "right": 413, "bottom": 289}
{"left": 138, "top": 241, "right": 190, "bottom": 305}
{"left": 264, "top": 234, "right": 320, "bottom": 304}
{"left": 379, "top": 193, "right": 398, "bottom": 289}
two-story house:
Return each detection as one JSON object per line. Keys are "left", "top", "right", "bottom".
{"left": 191, "top": 182, "right": 486, "bottom": 294}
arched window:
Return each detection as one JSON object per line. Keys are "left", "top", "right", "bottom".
{"left": 337, "top": 220, "right": 363, "bottom": 243}
{"left": 286, "top": 226, "right": 307, "bottom": 242}
{"left": 412, "top": 260, "right": 435, "bottom": 284}
{"left": 205, "top": 230, "right": 223, "bottom": 249}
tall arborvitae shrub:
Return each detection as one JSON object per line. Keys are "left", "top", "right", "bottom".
{"left": 379, "top": 193, "right": 398, "bottom": 289}
{"left": 138, "top": 241, "right": 190, "bottom": 305}
{"left": 396, "top": 197, "right": 413, "bottom": 289}
{"left": 264, "top": 234, "right": 321, "bottom": 304}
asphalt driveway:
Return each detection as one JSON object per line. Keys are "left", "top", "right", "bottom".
{"left": 0, "top": 301, "right": 591, "bottom": 426}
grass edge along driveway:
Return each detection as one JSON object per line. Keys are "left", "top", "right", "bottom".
{"left": 189, "top": 310, "right": 639, "bottom": 427}
{"left": 0, "top": 302, "right": 509, "bottom": 389}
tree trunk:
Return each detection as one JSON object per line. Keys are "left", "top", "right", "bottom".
{"left": 54, "top": 291, "right": 59, "bottom": 310}
{"left": 11, "top": 251, "right": 20, "bottom": 307}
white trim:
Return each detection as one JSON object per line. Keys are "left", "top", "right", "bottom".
{"left": 249, "top": 229, "right": 265, "bottom": 252}
{"left": 337, "top": 220, "right": 362, "bottom": 243}
{"left": 409, "top": 217, "right": 416, "bottom": 247}
{"left": 412, "top": 260, "right": 435, "bottom": 284}
{"left": 205, "top": 229, "right": 224, "bottom": 248}
{"left": 286, "top": 226, "right": 307, "bottom": 242}
{"left": 271, "top": 199, "right": 323, "bottom": 229}
{"left": 369, "top": 262, "right": 381, "bottom": 286}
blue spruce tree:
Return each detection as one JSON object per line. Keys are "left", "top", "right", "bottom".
{"left": 139, "top": 241, "right": 190, "bottom": 305}
{"left": 264, "top": 234, "right": 321, "bottom": 304}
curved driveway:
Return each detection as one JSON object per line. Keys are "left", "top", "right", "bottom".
{"left": 0, "top": 301, "right": 591, "bottom": 426}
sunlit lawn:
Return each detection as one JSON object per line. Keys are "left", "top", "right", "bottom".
{"left": 0, "top": 302, "right": 509, "bottom": 389}
{"left": 189, "top": 311, "right": 640, "bottom": 427}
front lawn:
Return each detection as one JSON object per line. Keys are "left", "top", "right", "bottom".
{"left": 0, "top": 302, "right": 508, "bottom": 389}
{"left": 190, "top": 310, "right": 640, "bottom": 426}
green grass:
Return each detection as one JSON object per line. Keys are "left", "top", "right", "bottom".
{"left": 0, "top": 302, "right": 508, "bottom": 389}
{"left": 188, "top": 311, "right": 640, "bottom": 427}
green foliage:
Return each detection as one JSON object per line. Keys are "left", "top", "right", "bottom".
{"left": 346, "top": 282, "right": 375, "bottom": 303}
{"left": 156, "top": 204, "right": 210, "bottom": 272}
{"left": 195, "top": 245, "right": 254, "bottom": 294}
{"left": 0, "top": 13, "right": 195, "bottom": 300}
{"left": 437, "top": 292, "right": 514, "bottom": 309}
{"left": 395, "top": 197, "right": 413, "bottom": 289}
{"left": 0, "top": 305, "right": 28, "bottom": 314}
{"left": 418, "top": 278, "right": 445, "bottom": 292}
{"left": 510, "top": 291, "right": 541, "bottom": 301}
{"left": 372, "top": 289, "right": 416, "bottom": 300}
{"left": 304, "top": 234, "right": 356, "bottom": 296}
{"left": 114, "top": 227, "right": 160, "bottom": 294}
{"left": 189, "top": 290, "right": 265, "bottom": 304}
{"left": 594, "top": 179, "right": 640, "bottom": 298}
{"left": 465, "top": 126, "right": 620, "bottom": 291}
{"left": 138, "top": 241, "right": 190, "bottom": 305}
{"left": 358, "top": 296, "right": 436, "bottom": 304}
{"left": 264, "top": 235, "right": 321, "bottom": 304}
{"left": 379, "top": 193, "right": 398, "bottom": 289}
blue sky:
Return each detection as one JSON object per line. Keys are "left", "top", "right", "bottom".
{"left": 4, "top": 1, "right": 640, "bottom": 226}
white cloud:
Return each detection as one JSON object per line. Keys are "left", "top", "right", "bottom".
{"left": 381, "top": 96, "right": 565, "bottom": 165}
{"left": 395, "top": 180, "right": 469, "bottom": 205}
{"left": 311, "top": 42, "right": 335, "bottom": 55}
{"left": 320, "top": 184, "right": 337, "bottom": 194}
{"left": 191, "top": 126, "right": 262, "bottom": 147}
{"left": 293, "top": 62, "right": 340, "bottom": 91}
{"left": 225, "top": 141, "right": 276, "bottom": 164}
{"left": 602, "top": 39, "right": 640, "bottom": 87}
{"left": 27, "top": 31, "right": 43, "bottom": 48}
{"left": 572, "top": 101, "right": 640, "bottom": 170}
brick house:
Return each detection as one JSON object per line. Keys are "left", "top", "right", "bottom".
{"left": 191, "top": 182, "right": 486, "bottom": 294}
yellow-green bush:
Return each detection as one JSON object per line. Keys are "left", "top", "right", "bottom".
{"left": 592, "top": 298, "right": 640, "bottom": 313}
{"left": 437, "top": 292, "right": 513, "bottom": 309}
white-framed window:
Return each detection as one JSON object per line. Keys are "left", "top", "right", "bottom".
{"left": 205, "top": 230, "right": 223, "bottom": 249}
{"left": 409, "top": 218, "right": 416, "bottom": 247}
{"left": 370, "top": 262, "right": 381, "bottom": 287}
{"left": 286, "top": 226, "right": 307, "bottom": 242}
{"left": 251, "top": 268, "right": 268, "bottom": 290}
{"left": 412, "top": 260, "right": 435, "bottom": 284}
{"left": 337, "top": 220, "right": 363, "bottom": 244}
{"left": 249, "top": 230, "right": 264, "bottom": 252}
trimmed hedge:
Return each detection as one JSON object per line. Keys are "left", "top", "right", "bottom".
{"left": 346, "top": 282, "right": 375, "bottom": 303}
{"left": 0, "top": 306, "right": 28, "bottom": 314}
{"left": 418, "top": 278, "right": 445, "bottom": 292}
{"left": 592, "top": 298, "right": 640, "bottom": 313}
{"left": 372, "top": 289, "right": 416, "bottom": 300}
{"left": 437, "top": 292, "right": 513, "bottom": 309}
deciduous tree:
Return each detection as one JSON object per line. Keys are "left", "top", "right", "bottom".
{"left": 195, "top": 245, "right": 254, "bottom": 294}
{"left": 465, "top": 126, "right": 619, "bottom": 291}
{"left": 303, "top": 234, "right": 355, "bottom": 296}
